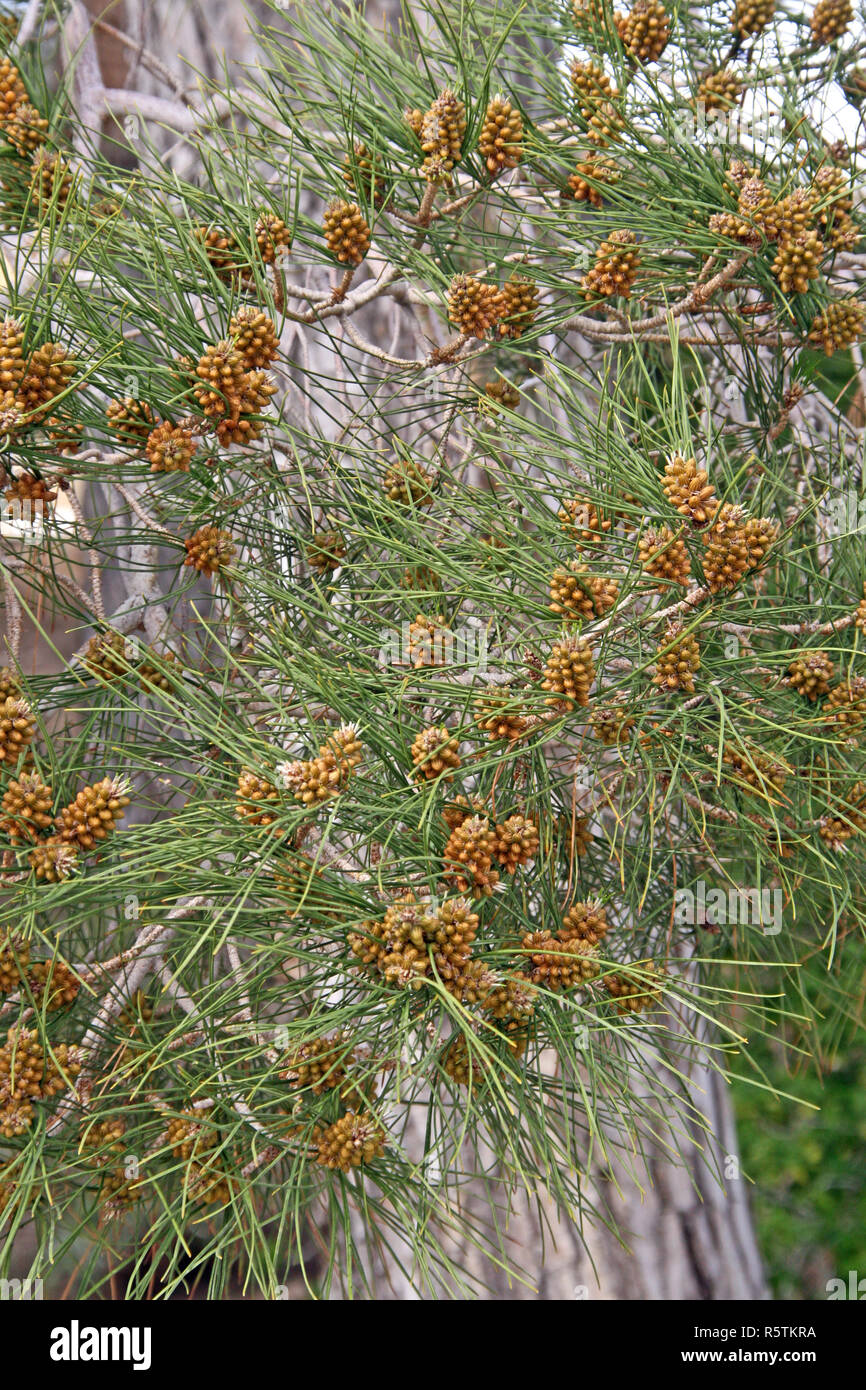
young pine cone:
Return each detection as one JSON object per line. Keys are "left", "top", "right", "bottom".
{"left": 615, "top": 1, "right": 670, "bottom": 63}
{"left": 84, "top": 630, "right": 134, "bottom": 683}
{"left": 638, "top": 527, "right": 691, "bottom": 588}
{"left": 701, "top": 504, "right": 777, "bottom": 593}
{"left": 722, "top": 743, "right": 787, "bottom": 797}
{"left": 314, "top": 1111, "right": 386, "bottom": 1171}
{"left": 480, "top": 379, "right": 521, "bottom": 415}
{"left": 810, "top": 0, "right": 853, "bottom": 45}
{"left": 0, "top": 319, "right": 25, "bottom": 393}
{"left": 145, "top": 422, "right": 197, "bottom": 473}
{"left": 105, "top": 396, "right": 154, "bottom": 444}
{"left": 420, "top": 89, "right": 466, "bottom": 183}
{"left": 808, "top": 299, "right": 865, "bottom": 356}
{"left": 306, "top": 528, "right": 347, "bottom": 572}
{"left": 819, "top": 783, "right": 866, "bottom": 851}
{"left": 342, "top": 142, "right": 386, "bottom": 202}
{"left": 541, "top": 639, "right": 595, "bottom": 708}
{"left": 230, "top": 308, "right": 279, "bottom": 369}
{"left": 478, "top": 94, "right": 523, "bottom": 175}
{"left": 561, "top": 899, "right": 609, "bottom": 945}
{"left": 235, "top": 769, "right": 281, "bottom": 827}
{"left": 323, "top": 200, "right": 371, "bottom": 266}
{"left": 0, "top": 56, "right": 27, "bottom": 118}
{"left": 498, "top": 273, "right": 538, "bottom": 340}
{"left": 254, "top": 212, "right": 292, "bottom": 265}
{"left": 407, "top": 613, "right": 452, "bottom": 667}
{"left": 549, "top": 563, "right": 619, "bottom": 621}
{"left": 29, "top": 148, "right": 73, "bottom": 212}
{"left": 772, "top": 231, "right": 823, "bottom": 295}
{"left": 824, "top": 676, "right": 866, "bottom": 733}
{"left": 28, "top": 837, "right": 78, "bottom": 882}
{"left": 582, "top": 230, "right": 640, "bottom": 299}
{"left": 661, "top": 454, "right": 717, "bottom": 526}
{"left": 566, "top": 157, "right": 620, "bottom": 207}
{"left": 18, "top": 343, "right": 76, "bottom": 420}
{"left": 590, "top": 701, "right": 635, "bottom": 745}
{"left": 444, "top": 815, "right": 499, "bottom": 898}
{"left": 696, "top": 69, "right": 744, "bottom": 114}
{"left": 731, "top": 0, "right": 776, "bottom": 38}
{"left": 447, "top": 274, "right": 505, "bottom": 339}
{"left": 653, "top": 623, "right": 701, "bottom": 694}
{"left": 1, "top": 772, "right": 53, "bottom": 841}
{"left": 519, "top": 931, "right": 599, "bottom": 991}
{"left": 382, "top": 456, "right": 434, "bottom": 506}
{"left": 493, "top": 814, "right": 539, "bottom": 871}
{"left": 194, "top": 225, "right": 242, "bottom": 277}
{"left": 0, "top": 697, "right": 35, "bottom": 767}
{"left": 0, "top": 935, "right": 29, "bottom": 993}
{"left": 558, "top": 496, "right": 612, "bottom": 548}
{"left": 193, "top": 341, "right": 248, "bottom": 419}
{"left": 183, "top": 526, "right": 236, "bottom": 575}
{"left": 4, "top": 102, "right": 48, "bottom": 155}
{"left": 55, "top": 777, "right": 131, "bottom": 851}
{"left": 28, "top": 959, "right": 80, "bottom": 1012}
{"left": 410, "top": 726, "right": 461, "bottom": 781}
{"left": 473, "top": 689, "right": 528, "bottom": 742}
{"left": 605, "top": 961, "right": 664, "bottom": 1013}
{"left": 570, "top": 60, "right": 615, "bottom": 120}
{"left": 787, "top": 651, "right": 834, "bottom": 701}
{"left": 280, "top": 1034, "right": 355, "bottom": 1096}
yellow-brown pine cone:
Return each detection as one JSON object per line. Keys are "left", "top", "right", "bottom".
{"left": 615, "top": 0, "right": 670, "bottom": 62}
{"left": 588, "top": 99, "right": 626, "bottom": 146}
{"left": 5, "top": 471, "right": 57, "bottom": 509}
{"left": 773, "top": 188, "right": 816, "bottom": 243}
{"left": 306, "top": 528, "right": 347, "bottom": 572}
{"left": 214, "top": 370, "right": 276, "bottom": 447}
{"left": 105, "top": 396, "right": 154, "bottom": 443}
{"left": 407, "top": 613, "right": 452, "bottom": 667}
{"left": 3, "top": 101, "right": 48, "bottom": 155}
{"left": 819, "top": 782, "right": 866, "bottom": 849}
{"left": 731, "top": 0, "right": 776, "bottom": 38}
{"left": 722, "top": 742, "right": 787, "bottom": 796}
{"left": 429, "top": 896, "right": 480, "bottom": 973}
{"left": 0, "top": 934, "right": 29, "bottom": 993}
{"left": 558, "top": 495, "right": 612, "bottom": 548}
{"left": 410, "top": 725, "right": 461, "bottom": 781}
{"left": 590, "top": 700, "right": 635, "bottom": 745}
{"left": 566, "top": 156, "right": 620, "bottom": 207}
{"left": 183, "top": 525, "right": 236, "bottom": 575}
{"left": 653, "top": 622, "right": 701, "bottom": 694}
{"left": 80, "top": 1115, "right": 126, "bottom": 1165}
{"left": 29, "top": 147, "right": 72, "bottom": 214}
{"left": 55, "top": 777, "right": 131, "bottom": 850}
{"left": 541, "top": 638, "right": 596, "bottom": 708}
{"left": 561, "top": 899, "right": 609, "bottom": 945}
{"left": 193, "top": 341, "right": 248, "bottom": 419}
{"left": 772, "top": 230, "right": 823, "bottom": 295}
{"left": 84, "top": 630, "right": 133, "bottom": 683}
{"left": 497, "top": 272, "right": 538, "bottom": 340}
{"left": 0, "top": 388, "right": 22, "bottom": 435}
{"left": 0, "top": 1027, "right": 43, "bottom": 1100}
{"left": 27, "top": 958, "right": 80, "bottom": 1011}
{"left": 473, "top": 689, "right": 528, "bottom": 742}
{"left": 0, "top": 1091, "right": 34, "bottom": 1139}
{"left": 18, "top": 343, "right": 75, "bottom": 420}
{"left": 441, "top": 794, "right": 486, "bottom": 832}
{"left": 605, "top": 960, "right": 664, "bottom": 1013}
{"left": 0, "top": 56, "right": 27, "bottom": 119}
{"left": 314, "top": 1110, "right": 386, "bottom": 1170}
{"left": 1, "top": 772, "right": 53, "bottom": 842}
{"left": 145, "top": 421, "right": 197, "bottom": 473}
{"left": 166, "top": 1110, "right": 219, "bottom": 1163}
{"left": 254, "top": 211, "right": 291, "bottom": 265}
{"left": 812, "top": 164, "right": 853, "bottom": 215}
{"left": 280, "top": 755, "right": 337, "bottom": 806}
{"left": 809, "top": 298, "right": 866, "bottom": 355}
{"left": 401, "top": 563, "right": 441, "bottom": 591}
{"left": 420, "top": 88, "right": 466, "bottom": 183}
{"left": 824, "top": 676, "right": 866, "bottom": 732}
{"left": 787, "top": 651, "right": 834, "bottom": 700}
{"left": 549, "top": 563, "right": 619, "bottom": 620}
{"left": 194, "top": 224, "right": 243, "bottom": 275}
{"left": 404, "top": 107, "right": 425, "bottom": 141}
{"left": 229, "top": 308, "right": 279, "bottom": 369}
{"left": 444, "top": 815, "right": 499, "bottom": 898}
{"left": 0, "top": 318, "right": 25, "bottom": 393}
{"left": 28, "top": 836, "right": 78, "bottom": 881}
{"left": 479, "top": 379, "right": 520, "bottom": 415}
{"left": 810, "top": 0, "right": 853, "bottom": 44}
{"left": 447, "top": 274, "right": 506, "bottom": 339}
{"left": 342, "top": 142, "right": 386, "bottom": 202}
{"left": 0, "top": 696, "right": 35, "bottom": 766}
{"left": 519, "top": 931, "right": 599, "bottom": 990}
{"left": 702, "top": 503, "right": 776, "bottom": 592}
{"left": 382, "top": 456, "right": 434, "bottom": 505}
{"left": 638, "top": 526, "right": 691, "bottom": 588}
{"left": 570, "top": 60, "right": 615, "bottom": 120}
{"left": 857, "top": 587, "right": 866, "bottom": 635}
{"left": 742, "top": 514, "right": 777, "bottom": 569}
{"left": 235, "top": 768, "right": 281, "bottom": 827}
{"left": 483, "top": 973, "right": 537, "bottom": 1030}
{"left": 135, "top": 649, "right": 177, "bottom": 696}
{"left": 320, "top": 723, "right": 363, "bottom": 773}
{"left": 822, "top": 209, "right": 860, "bottom": 253}
{"left": 662, "top": 453, "right": 717, "bottom": 527}
{"left": 479, "top": 93, "right": 523, "bottom": 175}
{"left": 281, "top": 1033, "right": 356, "bottom": 1095}
{"left": 697, "top": 69, "right": 744, "bottom": 113}
{"left": 323, "top": 199, "right": 371, "bottom": 266}
{"left": 582, "top": 229, "right": 641, "bottom": 298}
{"left": 493, "top": 814, "right": 539, "bottom": 871}
{"left": 440, "top": 1032, "right": 486, "bottom": 1087}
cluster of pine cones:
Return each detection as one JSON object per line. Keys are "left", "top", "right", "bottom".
{"left": 0, "top": 317, "right": 76, "bottom": 440}
{"left": 0, "top": 1025, "right": 83, "bottom": 1138}
{"left": 278, "top": 724, "right": 363, "bottom": 806}
{"left": 0, "top": 55, "right": 73, "bottom": 215}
